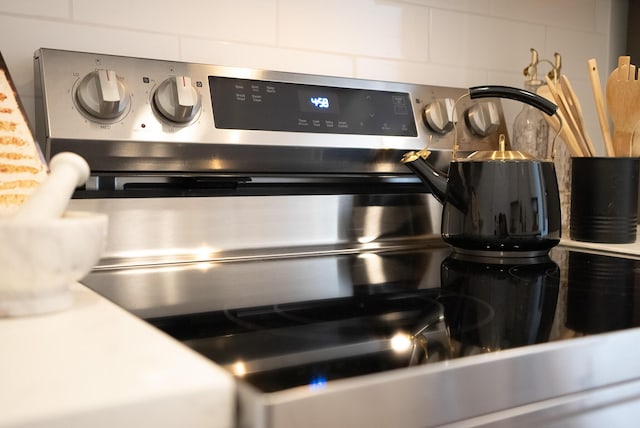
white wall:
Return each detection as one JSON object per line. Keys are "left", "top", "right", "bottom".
{"left": 0, "top": 0, "right": 628, "bottom": 155}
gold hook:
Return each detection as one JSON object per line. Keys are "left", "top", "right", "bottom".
{"left": 523, "top": 48, "right": 540, "bottom": 81}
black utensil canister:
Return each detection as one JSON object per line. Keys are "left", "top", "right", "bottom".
{"left": 570, "top": 157, "right": 640, "bottom": 243}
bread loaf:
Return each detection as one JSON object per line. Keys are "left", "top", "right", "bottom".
{"left": 0, "top": 64, "right": 47, "bottom": 216}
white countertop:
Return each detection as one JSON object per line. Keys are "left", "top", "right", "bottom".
{"left": 0, "top": 283, "right": 234, "bottom": 428}
{"left": 560, "top": 227, "right": 640, "bottom": 257}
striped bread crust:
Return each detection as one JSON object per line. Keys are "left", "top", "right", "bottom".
{"left": 0, "top": 69, "right": 47, "bottom": 215}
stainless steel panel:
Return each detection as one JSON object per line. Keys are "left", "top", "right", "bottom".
{"left": 69, "top": 193, "right": 442, "bottom": 267}
{"left": 82, "top": 246, "right": 448, "bottom": 318}
{"left": 236, "top": 328, "right": 640, "bottom": 428}
{"left": 34, "top": 48, "right": 507, "bottom": 175}
{"left": 453, "top": 378, "right": 640, "bottom": 427}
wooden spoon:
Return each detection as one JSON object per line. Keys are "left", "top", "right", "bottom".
{"left": 587, "top": 58, "right": 615, "bottom": 156}
{"left": 605, "top": 56, "right": 640, "bottom": 156}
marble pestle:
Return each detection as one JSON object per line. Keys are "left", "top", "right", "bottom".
{"left": 14, "top": 152, "right": 90, "bottom": 221}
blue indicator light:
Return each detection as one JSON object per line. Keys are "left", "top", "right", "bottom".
{"left": 309, "top": 375, "right": 327, "bottom": 390}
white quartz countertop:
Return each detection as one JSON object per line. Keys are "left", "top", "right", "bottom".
{"left": 0, "top": 283, "right": 234, "bottom": 428}
{"left": 560, "top": 226, "right": 640, "bottom": 257}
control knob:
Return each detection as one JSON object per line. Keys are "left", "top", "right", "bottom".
{"left": 423, "top": 98, "right": 455, "bottom": 134}
{"left": 465, "top": 101, "right": 500, "bottom": 136}
{"left": 76, "top": 69, "right": 129, "bottom": 120}
{"left": 153, "top": 76, "right": 201, "bottom": 123}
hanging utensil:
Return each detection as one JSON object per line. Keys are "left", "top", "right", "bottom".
{"left": 587, "top": 58, "right": 615, "bottom": 156}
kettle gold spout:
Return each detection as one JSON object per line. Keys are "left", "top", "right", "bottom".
{"left": 401, "top": 148, "right": 449, "bottom": 204}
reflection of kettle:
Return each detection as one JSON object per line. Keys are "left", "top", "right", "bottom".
{"left": 440, "top": 253, "right": 559, "bottom": 355}
{"left": 402, "top": 86, "right": 562, "bottom": 258}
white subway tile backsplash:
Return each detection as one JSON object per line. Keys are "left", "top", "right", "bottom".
{"left": 595, "top": 0, "right": 614, "bottom": 34}
{"left": 71, "top": 0, "right": 277, "bottom": 45}
{"left": 545, "top": 27, "right": 607, "bottom": 78}
{"left": 486, "top": 70, "right": 527, "bottom": 89}
{"left": 180, "top": 38, "right": 354, "bottom": 77}
{"left": 0, "top": 0, "right": 69, "bottom": 19}
{"left": 430, "top": 9, "right": 546, "bottom": 71}
{"left": 278, "top": 0, "right": 429, "bottom": 61}
{"left": 355, "top": 57, "right": 487, "bottom": 87}
{"left": 489, "top": 0, "right": 598, "bottom": 31}
{"left": 398, "top": 0, "right": 490, "bottom": 14}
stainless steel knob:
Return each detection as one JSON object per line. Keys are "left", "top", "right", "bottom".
{"left": 465, "top": 101, "right": 500, "bottom": 136}
{"left": 423, "top": 98, "right": 455, "bottom": 134}
{"left": 76, "top": 69, "right": 129, "bottom": 120}
{"left": 153, "top": 76, "right": 201, "bottom": 123}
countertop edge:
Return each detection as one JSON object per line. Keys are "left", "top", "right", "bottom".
{"left": 0, "top": 283, "right": 235, "bottom": 428}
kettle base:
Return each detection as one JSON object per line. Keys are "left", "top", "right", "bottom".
{"left": 449, "top": 249, "right": 553, "bottom": 265}
{"left": 452, "top": 247, "right": 551, "bottom": 259}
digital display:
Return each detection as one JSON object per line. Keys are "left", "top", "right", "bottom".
{"left": 210, "top": 76, "right": 417, "bottom": 137}
{"left": 311, "top": 97, "right": 329, "bottom": 108}
{"left": 298, "top": 90, "right": 340, "bottom": 114}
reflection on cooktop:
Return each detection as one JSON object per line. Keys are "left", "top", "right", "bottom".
{"left": 144, "top": 252, "right": 561, "bottom": 392}
{"left": 82, "top": 246, "right": 640, "bottom": 393}
{"left": 567, "top": 251, "right": 640, "bottom": 334}
{"left": 171, "top": 292, "right": 451, "bottom": 392}
{"left": 441, "top": 253, "right": 560, "bottom": 353}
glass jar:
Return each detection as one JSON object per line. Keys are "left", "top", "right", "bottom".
{"left": 512, "top": 80, "right": 550, "bottom": 159}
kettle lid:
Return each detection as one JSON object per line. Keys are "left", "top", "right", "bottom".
{"left": 465, "top": 134, "right": 536, "bottom": 161}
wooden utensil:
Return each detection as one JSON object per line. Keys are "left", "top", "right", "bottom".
{"left": 618, "top": 55, "right": 631, "bottom": 77}
{"left": 587, "top": 58, "right": 615, "bottom": 156}
{"left": 537, "top": 85, "right": 584, "bottom": 157}
{"left": 559, "top": 75, "right": 596, "bottom": 156}
{"left": 545, "top": 76, "right": 592, "bottom": 156}
{"left": 605, "top": 56, "right": 640, "bottom": 156}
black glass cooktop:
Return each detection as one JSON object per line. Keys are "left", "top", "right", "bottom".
{"left": 82, "top": 246, "right": 640, "bottom": 393}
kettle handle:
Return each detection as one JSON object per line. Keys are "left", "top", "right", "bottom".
{"left": 469, "top": 85, "right": 557, "bottom": 116}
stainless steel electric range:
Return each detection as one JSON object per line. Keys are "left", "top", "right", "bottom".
{"left": 34, "top": 48, "right": 640, "bottom": 427}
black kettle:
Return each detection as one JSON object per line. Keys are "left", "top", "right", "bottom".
{"left": 402, "top": 86, "right": 561, "bottom": 257}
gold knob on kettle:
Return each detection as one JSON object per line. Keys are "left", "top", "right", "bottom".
{"left": 466, "top": 134, "right": 536, "bottom": 161}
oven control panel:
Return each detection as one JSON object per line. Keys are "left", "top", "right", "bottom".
{"left": 34, "top": 48, "right": 508, "bottom": 174}
{"left": 209, "top": 76, "right": 417, "bottom": 137}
